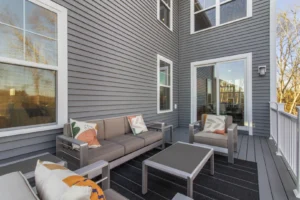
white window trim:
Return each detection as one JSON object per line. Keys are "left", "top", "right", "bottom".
{"left": 190, "top": 0, "right": 253, "bottom": 34}
{"left": 157, "top": 54, "right": 173, "bottom": 114}
{"left": 190, "top": 53, "right": 253, "bottom": 135}
{"left": 0, "top": 0, "right": 68, "bottom": 137}
{"left": 157, "top": 0, "right": 173, "bottom": 31}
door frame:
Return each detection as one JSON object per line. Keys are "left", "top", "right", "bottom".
{"left": 190, "top": 53, "right": 253, "bottom": 135}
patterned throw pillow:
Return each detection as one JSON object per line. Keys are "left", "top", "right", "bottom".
{"left": 70, "top": 119, "right": 101, "bottom": 148}
{"left": 127, "top": 115, "right": 148, "bottom": 135}
{"left": 203, "top": 115, "right": 226, "bottom": 135}
{"left": 35, "top": 160, "right": 106, "bottom": 200}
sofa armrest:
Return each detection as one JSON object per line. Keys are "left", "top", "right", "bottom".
{"left": 227, "top": 123, "right": 237, "bottom": 164}
{"left": 56, "top": 135, "right": 89, "bottom": 168}
{"left": 189, "top": 121, "right": 201, "bottom": 143}
{"left": 74, "top": 160, "right": 110, "bottom": 190}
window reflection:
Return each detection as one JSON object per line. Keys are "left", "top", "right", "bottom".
{"left": 0, "top": 64, "right": 56, "bottom": 129}
{"left": 220, "top": 0, "right": 247, "bottom": 24}
{"left": 195, "top": 8, "right": 216, "bottom": 31}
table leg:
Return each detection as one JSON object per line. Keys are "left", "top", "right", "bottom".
{"left": 142, "top": 162, "right": 148, "bottom": 194}
{"left": 162, "top": 127, "right": 165, "bottom": 149}
{"left": 170, "top": 126, "right": 173, "bottom": 144}
{"left": 210, "top": 153, "right": 214, "bottom": 176}
{"left": 187, "top": 177, "right": 193, "bottom": 198}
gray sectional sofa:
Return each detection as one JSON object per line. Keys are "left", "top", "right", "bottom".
{"left": 56, "top": 115, "right": 164, "bottom": 170}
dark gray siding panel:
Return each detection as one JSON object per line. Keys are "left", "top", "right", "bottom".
{"left": 0, "top": 0, "right": 179, "bottom": 163}
{"left": 178, "top": 0, "right": 270, "bottom": 136}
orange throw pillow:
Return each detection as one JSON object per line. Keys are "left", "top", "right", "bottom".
{"left": 70, "top": 119, "right": 101, "bottom": 148}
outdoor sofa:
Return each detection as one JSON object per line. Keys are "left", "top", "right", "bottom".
{"left": 56, "top": 115, "right": 164, "bottom": 170}
{"left": 189, "top": 115, "right": 238, "bottom": 163}
{"left": 0, "top": 160, "right": 127, "bottom": 200}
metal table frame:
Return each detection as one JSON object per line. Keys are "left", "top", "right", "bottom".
{"left": 147, "top": 123, "right": 173, "bottom": 149}
{"left": 142, "top": 142, "right": 214, "bottom": 198}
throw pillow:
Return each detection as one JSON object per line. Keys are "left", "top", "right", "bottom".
{"left": 127, "top": 115, "right": 148, "bottom": 135}
{"left": 35, "top": 160, "right": 106, "bottom": 200}
{"left": 70, "top": 119, "right": 101, "bottom": 148}
{"left": 203, "top": 115, "right": 226, "bottom": 135}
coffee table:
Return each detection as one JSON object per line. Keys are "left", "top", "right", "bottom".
{"left": 142, "top": 142, "right": 214, "bottom": 198}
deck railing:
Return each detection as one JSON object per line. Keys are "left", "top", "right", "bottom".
{"left": 270, "top": 102, "right": 300, "bottom": 198}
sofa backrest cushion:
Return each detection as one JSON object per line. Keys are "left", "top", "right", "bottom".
{"left": 0, "top": 172, "right": 39, "bottom": 200}
{"left": 124, "top": 117, "right": 132, "bottom": 134}
{"left": 104, "top": 117, "right": 126, "bottom": 139}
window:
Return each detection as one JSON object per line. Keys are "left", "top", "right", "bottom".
{"left": 157, "top": 55, "right": 173, "bottom": 113}
{"left": 157, "top": 0, "right": 173, "bottom": 31}
{"left": 191, "top": 0, "right": 252, "bottom": 33}
{"left": 0, "top": 0, "right": 67, "bottom": 136}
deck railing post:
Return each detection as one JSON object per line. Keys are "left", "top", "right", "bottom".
{"left": 269, "top": 102, "right": 273, "bottom": 140}
{"left": 276, "top": 103, "right": 285, "bottom": 156}
{"left": 293, "top": 107, "right": 300, "bottom": 198}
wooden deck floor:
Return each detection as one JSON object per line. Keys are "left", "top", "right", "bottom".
{"left": 169, "top": 128, "right": 298, "bottom": 200}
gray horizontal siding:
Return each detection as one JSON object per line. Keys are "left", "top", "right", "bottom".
{"left": 178, "top": 0, "right": 270, "bottom": 136}
{"left": 0, "top": 0, "right": 179, "bottom": 163}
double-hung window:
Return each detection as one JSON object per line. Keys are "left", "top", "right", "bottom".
{"left": 157, "top": 0, "right": 173, "bottom": 31}
{"left": 157, "top": 55, "right": 173, "bottom": 114}
{"left": 0, "top": 0, "right": 68, "bottom": 136}
{"left": 191, "top": 0, "right": 252, "bottom": 33}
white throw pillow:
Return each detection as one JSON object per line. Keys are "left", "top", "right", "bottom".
{"left": 127, "top": 115, "right": 148, "bottom": 135}
{"left": 203, "top": 115, "right": 226, "bottom": 135}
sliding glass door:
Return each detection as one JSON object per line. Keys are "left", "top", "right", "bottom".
{"left": 196, "top": 59, "right": 246, "bottom": 128}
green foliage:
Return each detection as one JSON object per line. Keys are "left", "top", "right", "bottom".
{"left": 71, "top": 122, "right": 80, "bottom": 137}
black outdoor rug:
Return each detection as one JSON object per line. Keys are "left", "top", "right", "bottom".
{"left": 110, "top": 147, "right": 259, "bottom": 200}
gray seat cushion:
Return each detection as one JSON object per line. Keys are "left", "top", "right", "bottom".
{"left": 107, "top": 135, "right": 145, "bottom": 154}
{"left": 194, "top": 131, "right": 228, "bottom": 148}
{"left": 135, "top": 131, "right": 163, "bottom": 146}
{"left": 104, "top": 189, "right": 128, "bottom": 200}
{"left": 0, "top": 172, "right": 39, "bottom": 200}
{"left": 88, "top": 140, "right": 125, "bottom": 164}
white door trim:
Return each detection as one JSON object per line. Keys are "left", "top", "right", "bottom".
{"left": 190, "top": 53, "right": 253, "bottom": 135}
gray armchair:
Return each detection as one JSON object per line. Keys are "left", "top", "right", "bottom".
{"left": 189, "top": 115, "right": 238, "bottom": 163}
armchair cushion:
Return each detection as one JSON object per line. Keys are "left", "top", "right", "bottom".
{"left": 0, "top": 172, "right": 38, "bottom": 200}
{"left": 194, "top": 131, "right": 228, "bottom": 148}
{"left": 203, "top": 115, "right": 226, "bottom": 135}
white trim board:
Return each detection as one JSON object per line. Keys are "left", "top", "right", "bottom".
{"left": 157, "top": 0, "right": 173, "bottom": 31}
{"left": 190, "top": 53, "right": 253, "bottom": 135}
{"left": 157, "top": 54, "right": 173, "bottom": 114}
{"left": 0, "top": 0, "right": 68, "bottom": 138}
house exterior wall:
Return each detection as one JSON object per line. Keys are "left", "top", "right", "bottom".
{"left": 178, "top": 0, "right": 271, "bottom": 136}
{"left": 0, "top": 0, "right": 179, "bottom": 164}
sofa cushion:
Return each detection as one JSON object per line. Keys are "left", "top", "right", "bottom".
{"left": 0, "top": 172, "right": 38, "bottom": 200}
{"left": 89, "top": 119, "right": 105, "bottom": 140}
{"left": 135, "top": 131, "right": 163, "bottom": 146}
{"left": 88, "top": 140, "right": 125, "bottom": 164}
{"left": 104, "top": 189, "right": 128, "bottom": 200}
{"left": 194, "top": 131, "right": 228, "bottom": 148}
{"left": 108, "top": 135, "right": 145, "bottom": 154}
{"left": 104, "top": 117, "right": 125, "bottom": 139}
{"left": 124, "top": 117, "right": 132, "bottom": 134}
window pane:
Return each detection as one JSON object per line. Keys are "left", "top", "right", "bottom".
{"left": 220, "top": 0, "right": 247, "bottom": 24}
{"left": 0, "top": 63, "right": 56, "bottom": 129}
{"left": 195, "top": 0, "right": 216, "bottom": 12}
{"left": 160, "top": 61, "right": 171, "bottom": 86}
{"left": 25, "top": 0, "right": 57, "bottom": 39}
{"left": 195, "top": 8, "right": 216, "bottom": 31}
{"left": 160, "top": 1, "right": 170, "bottom": 27}
{"left": 0, "top": 0, "right": 23, "bottom": 28}
{"left": 0, "top": 24, "right": 24, "bottom": 60}
{"left": 25, "top": 32, "right": 57, "bottom": 66}
{"left": 160, "top": 87, "right": 170, "bottom": 111}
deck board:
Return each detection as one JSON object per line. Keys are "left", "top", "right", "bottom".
{"left": 172, "top": 128, "right": 297, "bottom": 200}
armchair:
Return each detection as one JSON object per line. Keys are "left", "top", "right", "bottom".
{"left": 189, "top": 115, "right": 238, "bottom": 163}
